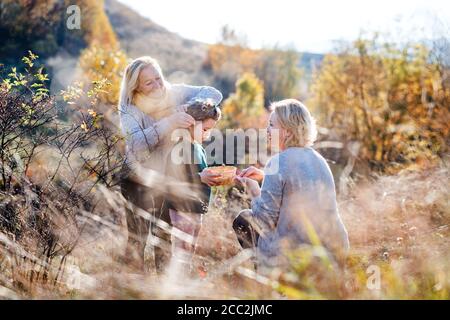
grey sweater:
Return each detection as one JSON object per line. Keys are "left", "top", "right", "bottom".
{"left": 246, "top": 147, "right": 349, "bottom": 265}
{"left": 118, "top": 84, "right": 223, "bottom": 174}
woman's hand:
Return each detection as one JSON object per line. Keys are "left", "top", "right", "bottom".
{"left": 153, "top": 111, "right": 194, "bottom": 141}
{"left": 199, "top": 169, "right": 222, "bottom": 186}
{"left": 175, "top": 103, "right": 189, "bottom": 113}
{"left": 168, "top": 112, "right": 195, "bottom": 129}
{"left": 235, "top": 176, "right": 261, "bottom": 199}
{"left": 238, "top": 166, "right": 264, "bottom": 183}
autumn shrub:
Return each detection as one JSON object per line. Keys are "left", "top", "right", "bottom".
{"left": 79, "top": 45, "right": 128, "bottom": 106}
{"left": 205, "top": 26, "right": 303, "bottom": 105}
{"left": 220, "top": 73, "right": 267, "bottom": 130}
{"left": 0, "top": 52, "right": 126, "bottom": 295}
{"left": 308, "top": 35, "right": 450, "bottom": 173}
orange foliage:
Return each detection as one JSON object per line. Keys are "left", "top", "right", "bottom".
{"left": 308, "top": 37, "right": 450, "bottom": 172}
{"left": 75, "top": 0, "right": 118, "bottom": 47}
{"left": 220, "top": 73, "right": 268, "bottom": 129}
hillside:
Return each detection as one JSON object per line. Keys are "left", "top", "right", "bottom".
{"left": 0, "top": 0, "right": 118, "bottom": 93}
{"left": 0, "top": 0, "right": 323, "bottom": 92}
{"left": 104, "top": 0, "right": 211, "bottom": 83}
{"left": 104, "top": 0, "right": 323, "bottom": 83}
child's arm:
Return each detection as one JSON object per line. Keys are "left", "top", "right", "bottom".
{"left": 199, "top": 169, "right": 221, "bottom": 186}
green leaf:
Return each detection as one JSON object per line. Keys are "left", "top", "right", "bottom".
{"left": 2, "top": 79, "right": 12, "bottom": 91}
{"left": 22, "top": 56, "right": 33, "bottom": 67}
{"left": 28, "top": 50, "right": 38, "bottom": 60}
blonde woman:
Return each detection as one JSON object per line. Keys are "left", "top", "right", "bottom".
{"left": 234, "top": 99, "right": 349, "bottom": 268}
{"left": 118, "top": 56, "right": 222, "bottom": 272}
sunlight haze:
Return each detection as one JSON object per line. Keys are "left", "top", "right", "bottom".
{"left": 118, "top": 0, "right": 450, "bottom": 52}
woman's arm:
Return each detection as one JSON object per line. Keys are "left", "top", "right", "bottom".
{"left": 249, "top": 157, "right": 284, "bottom": 234}
{"left": 119, "top": 104, "right": 171, "bottom": 156}
{"left": 119, "top": 103, "right": 196, "bottom": 162}
{"left": 172, "top": 84, "right": 223, "bottom": 106}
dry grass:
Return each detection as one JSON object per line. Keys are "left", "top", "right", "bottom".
{"left": 0, "top": 160, "right": 449, "bottom": 300}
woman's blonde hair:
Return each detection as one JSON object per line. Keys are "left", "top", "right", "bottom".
{"left": 118, "top": 56, "right": 164, "bottom": 108}
{"left": 271, "top": 99, "right": 317, "bottom": 148}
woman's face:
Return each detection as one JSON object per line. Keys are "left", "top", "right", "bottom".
{"left": 267, "top": 112, "right": 289, "bottom": 151}
{"left": 136, "top": 65, "right": 165, "bottom": 98}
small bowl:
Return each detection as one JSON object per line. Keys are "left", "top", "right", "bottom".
{"left": 206, "top": 166, "right": 237, "bottom": 185}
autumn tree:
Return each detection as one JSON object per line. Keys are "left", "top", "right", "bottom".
{"left": 79, "top": 45, "right": 128, "bottom": 106}
{"left": 256, "top": 47, "right": 303, "bottom": 103}
{"left": 0, "top": 0, "right": 118, "bottom": 68}
{"left": 308, "top": 35, "right": 450, "bottom": 172}
{"left": 76, "top": 0, "right": 118, "bottom": 48}
{"left": 205, "top": 26, "right": 302, "bottom": 105}
{"left": 220, "top": 73, "right": 266, "bottom": 129}
{"left": 204, "top": 25, "right": 261, "bottom": 97}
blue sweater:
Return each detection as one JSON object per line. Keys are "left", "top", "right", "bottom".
{"left": 245, "top": 147, "right": 349, "bottom": 265}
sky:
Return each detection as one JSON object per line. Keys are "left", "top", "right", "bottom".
{"left": 118, "top": 0, "right": 450, "bottom": 53}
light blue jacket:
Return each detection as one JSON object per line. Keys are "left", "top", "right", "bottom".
{"left": 247, "top": 147, "right": 349, "bottom": 265}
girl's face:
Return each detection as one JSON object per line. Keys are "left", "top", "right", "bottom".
{"left": 136, "top": 65, "right": 165, "bottom": 98}
{"left": 191, "top": 118, "right": 217, "bottom": 143}
{"left": 267, "top": 112, "right": 289, "bottom": 151}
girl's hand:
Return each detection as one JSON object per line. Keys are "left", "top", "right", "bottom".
{"left": 168, "top": 112, "right": 195, "bottom": 129}
{"left": 238, "top": 166, "right": 264, "bottom": 183}
{"left": 199, "top": 169, "right": 222, "bottom": 186}
{"left": 235, "top": 176, "right": 261, "bottom": 199}
{"left": 175, "top": 103, "right": 189, "bottom": 113}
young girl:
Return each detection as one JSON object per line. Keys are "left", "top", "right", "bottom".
{"left": 118, "top": 56, "right": 222, "bottom": 272}
{"left": 164, "top": 100, "right": 222, "bottom": 273}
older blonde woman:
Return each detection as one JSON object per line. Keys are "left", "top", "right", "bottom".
{"left": 118, "top": 56, "right": 222, "bottom": 272}
{"left": 234, "top": 99, "right": 349, "bottom": 268}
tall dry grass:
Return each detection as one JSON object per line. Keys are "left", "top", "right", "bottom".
{"left": 1, "top": 158, "right": 448, "bottom": 299}
{"left": 0, "top": 51, "right": 448, "bottom": 300}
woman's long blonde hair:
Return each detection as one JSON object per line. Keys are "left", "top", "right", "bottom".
{"left": 271, "top": 99, "right": 317, "bottom": 148}
{"left": 118, "top": 56, "right": 164, "bottom": 108}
